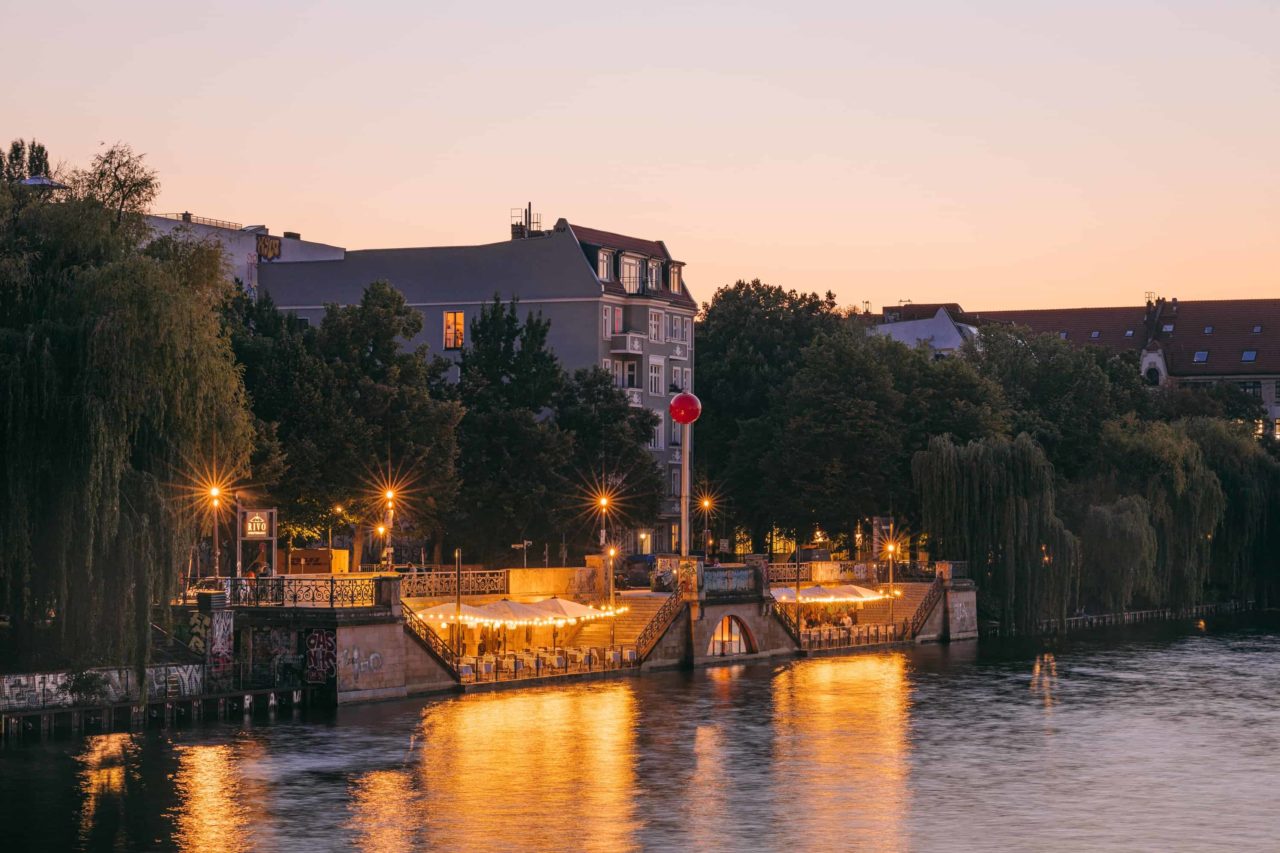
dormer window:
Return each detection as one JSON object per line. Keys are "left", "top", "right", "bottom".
{"left": 1162, "top": 323, "right": 1174, "bottom": 333}
{"left": 1089, "top": 330, "right": 1100, "bottom": 339}
{"left": 1193, "top": 351, "right": 1208, "bottom": 363}
{"left": 648, "top": 261, "right": 661, "bottom": 290}
{"left": 1242, "top": 350, "right": 1257, "bottom": 363}
{"left": 1253, "top": 325, "right": 1263, "bottom": 334}
{"left": 670, "top": 265, "right": 681, "bottom": 293}
{"left": 621, "top": 257, "right": 641, "bottom": 293}
{"left": 597, "top": 250, "right": 612, "bottom": 281}
{"left": 1203, "top": 325, "right": 1213, "bottom": 334}
{"left": 1124, "top": 329, "right": 1135, "bottom": 338}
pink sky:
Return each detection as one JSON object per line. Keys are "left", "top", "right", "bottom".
{"left": 5, "top": 1, "right": 1276, "bottom": 310}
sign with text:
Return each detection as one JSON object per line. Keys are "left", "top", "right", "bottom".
{"left": 240, "top": 509, "right": 277, "bottom": 539}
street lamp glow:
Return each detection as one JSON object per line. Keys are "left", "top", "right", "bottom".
{"left": 209, "top": 486, "right": 220, "bottom": 498}
{"left": 385, "top": 490, "right": 394, "bottom": 500}
{"left": 608, "top": 547, "right": 617, "bottom": 557}
{"left": 598, "top": 496, "right": 609, "bottom": 509}
{"left": 376, "top": 525, "right": 387, "bottom": 535}
{"left": 702, "top": 498, "right": 711, "bottom": 510}
{"left": 334, "top": 505, "right": 343, "bottom": 514}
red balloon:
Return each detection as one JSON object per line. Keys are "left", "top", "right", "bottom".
{"left": 669, "top": 392, "right": 702, "bottom": 425}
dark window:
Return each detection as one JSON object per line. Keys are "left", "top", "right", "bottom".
{"left": 1253, "top": 325, "right": 1263, "bottom": 334}
{"left": 1162, "top": 323, "right": 1175, "bottom": 333}
{"left": 1203, "top": 325, "right": 1214, "bottom": 334}
{"left": 1239, "top": 381, "right": 1261, "bottom": 397}
{"left": 1124, "top": 329, "right": 1135, "bottom": 338}
{"left": 1058, "top": 331, "right": 1068, "bottom": 339}
{"left": 1193, "top": 351, "right": 1208, "bottom": 363}
{"left": 1090, "top": 330, "right": 1100, "bottom": 339}
{"left": 1242, "top": 350, "right": 1257, "bottom": 362}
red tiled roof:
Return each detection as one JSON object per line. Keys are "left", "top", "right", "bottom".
{"left": 1151, "top": 299, "right": 1280, "bottom": 376}
{"left": 568, "top": 224, "right": 671, "bottom": 261}
{"left": 972, "top": 299, "right": 1280, "bottom": 376}
{"left": 973, "top": 306, "right": 1147, "bottom": 351}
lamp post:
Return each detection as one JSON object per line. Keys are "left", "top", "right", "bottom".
{"left": 669, "top": 392, "right": 702, "bottom": 558}
{"left": 383, "top": 490, "right": 395, "bottom": 571}
{"left": 886, "top": 540, "right": 896, "bottom": 625}
{"left": 701, "top": 497, "right": 713, "bottom": 558}
{"left": 209, "top": 486, "right": 221, "bottom": 577}
{"left": 454, "top": 547, "right": 462, "bottom": 658}
{"left": 329, "top": 504, "right": 343, "bottom": 551}
{"left": 608, "top": 546, "right": 617, "bottom": 647}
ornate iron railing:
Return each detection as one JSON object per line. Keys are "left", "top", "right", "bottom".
{"left": 399, "top": 570, "right": 509, "bottom": 598}
{"left": 636, "top": 591, "right": 683, "bottom": 661}
{"left": 402, "top": 606, "right": 460, "bottom": 678}
{"left": 767, "top": 563, "right": 812, "bottom": 584}
{"left": 188, "top": 576, "right": 380, "bottom": 608}
{"left": 910, "top": 577, "right": 945, "bottom": 638}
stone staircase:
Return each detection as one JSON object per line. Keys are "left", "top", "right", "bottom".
{"left": 569, "top": 594, "right": 672, "bottom": 649}
{"left": 856, "top": 582, "right": 936, "bottom": 629}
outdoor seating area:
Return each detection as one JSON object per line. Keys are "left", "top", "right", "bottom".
{"left": 798, "top": 622, "right": 905, "bottom": 650}
{"left": 455, "top": 645, "right": 640, "bottom": 684}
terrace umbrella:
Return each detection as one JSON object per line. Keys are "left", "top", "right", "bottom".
{"left": 476, "top": 599, "right": 550, "bottom": 655}
{"left": 826, "top": 584, "right": 885, "bottom": 602}
{"left": 415, "top": 602, "right": 496, "bottom": 625}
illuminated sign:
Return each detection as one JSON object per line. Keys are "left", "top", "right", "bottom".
{"left": 256, "top": 234, "right": 282, "bottom": 261}
{"left": 241, "top": 509, "right": 276, "bottom": 538}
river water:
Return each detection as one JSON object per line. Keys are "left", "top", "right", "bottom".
{"left": 3, "top": 615, "right": 1278, "bottom": 852}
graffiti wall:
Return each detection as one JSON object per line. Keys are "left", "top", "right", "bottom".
{"left": 0, "top": 665, "right": 206, "bottom": 713}
{"left": 305, "top": 629, "right": 336, "bottom": 684}
{"left": 208, "top": 610, "right": 234, "bottom": 675}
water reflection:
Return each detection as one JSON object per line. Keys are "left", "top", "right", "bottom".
{"left": 7, "top": 617, "right": 1280, "bottom": 852}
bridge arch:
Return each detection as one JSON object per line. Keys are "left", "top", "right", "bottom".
{"left": 706, "top": 614, "right": 756, "bottom": 657}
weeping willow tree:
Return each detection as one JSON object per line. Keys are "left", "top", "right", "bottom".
{"left": 1180, "top": 417, "right": 1280, "bottom": 606}
{"left": 1078, "top": 496, "right": 1158, "bottom": 613}
{"left": 913, "top": 433, "right": 1079, "bottom": 634}
{"left": 0, "top": 144, "right": 253, "bottom": 670}
{"left": 1096, "top": 418, "right": 1223, "bottom": 607}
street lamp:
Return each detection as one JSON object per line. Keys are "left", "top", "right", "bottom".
{"left": 885, "top": 541, "right": 896, "bottom": 625}
{"left": 597, "top": 494, "right": 610, "bottom": 551}
{"left": 608, "top": 546, "right": 618, "bottom": 647}
{"left": 209, "top": 486, "right": 222, "bottom": 577}
{"left": 383, "top": 490, "right": 395, "bottom": 570}
{"left": 700, "top": 497, "right": 713, "bottom": 557}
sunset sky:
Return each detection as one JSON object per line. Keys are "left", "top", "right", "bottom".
{"left": 5, "top": 1, "right": 1276, "bottom": 310}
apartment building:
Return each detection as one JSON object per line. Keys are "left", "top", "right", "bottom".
{"left": 259, "top": 215, "right": 698, "bottom": 554}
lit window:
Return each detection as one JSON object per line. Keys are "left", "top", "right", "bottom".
{"left": 1124, "top": 329, "right": 1134, "bottom": 338}
{"left": 1089, "top": 330, "right": 1100, "bottom": 339}
{"left": 1275, "top": 419, "right": 1280, "bottom": 440}
{"left": 621, "top": 258, "right": 641, "bottom": 293}
{"left": 649, "top": 310, "right": 664, "bottom": 343}
{"left": 648, "top": 362, "right": 663, "bottom": 395}
{"left": 1242, "top": 350, "right": 1257, "bottom": 362}
{"left": 597, "top": 250, "right": 612, "bottom": 281}
{"left": 1162, "top": 323, "right": 1175, "bottom": 333}
{"left": 670, "top": 266, "right": 681, "bottom": 293}
{"left": 1203, "top": 325, "right": 1214, "bottom": 334}
{"left": 1193, "top": 351, "right": 1208, "bottom": 363}
{"left": 614, "top": 306, "right": 624, "bottom": 335}
{"left": 443, "top": 311, "right": 465, "bottom": 350}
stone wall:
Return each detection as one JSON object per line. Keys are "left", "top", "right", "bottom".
{"left": 335, "top": 622, "right": 407, "bottom": 704}
{"left": 691, "top": 600, "right": 797, "bottom": 666}
{"left": 640, "top": 606, "right": 691, "bottom": 670}
{"left": 946, "top": 587, "right": 978, "bottom": 641}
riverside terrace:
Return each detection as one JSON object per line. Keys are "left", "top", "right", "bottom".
{"left": 2, "top": 563, "right": 972, "bottom": 740}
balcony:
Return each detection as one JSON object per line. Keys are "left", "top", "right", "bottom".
{"left": 610, "top": 333, "right": 645, "bottom": 355}
{"left": 624, "top": 388, "right": 644, "bottom": 407}
{"left": 668, "top": 343, "right": 690, "bottom": 361}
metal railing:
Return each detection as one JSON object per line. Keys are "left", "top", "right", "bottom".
{"left": 400, "top": 570, "right": 509, "bottom": 598}
{"left": 911, "top": 578, "right": 945, "bottom": 638}
{"left": 152, "top": 212, "right": 244, "bottom": 230}
{"left": 403, "top": 606, "right": 459, "bottom": 675}
{"left": 184, "top": 576, "right": 382, "bottom": 608}
{"left": 636, "top": 591, "right": 684, "bottom": 660}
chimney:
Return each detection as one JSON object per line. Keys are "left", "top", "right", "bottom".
{"left": 283, "top": 231, "right": 300, "bottom": 240}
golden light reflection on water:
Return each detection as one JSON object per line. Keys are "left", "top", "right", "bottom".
{"left": 76, "top": 733, "right": 132, "bottom": 847}
{"left": 773, "top": 654, "right": 911, "bottom": 850}
{"left": 400, "top": 684, "right": 640, "bottom": 851}
{"left": 1031, "top": 652, "right": 1058, "bottom": 710}
{"left": 170, "top": 742, "right": 263, "bottom": 852}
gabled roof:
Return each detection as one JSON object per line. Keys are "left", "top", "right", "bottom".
{"left": 567, "top": 223, "right": 671, "bottom": 261}
{"left": 972, "top": 299, "right": 1280, "bottom": 376}
{"left": 1151, "top": 299, "right": 1280, "bottom": 376}
{"left": 259, "top": 227, "right": 602, "bottom": 308}
{"left": 973, "top": 305, "right": 1147, "bottom": 350}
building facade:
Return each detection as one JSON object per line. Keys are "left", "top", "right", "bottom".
{"left": 259, "top": 217, "right": 697, "bottom": 554}
{"left": 146, "top": 212, "right": 346, "bottom": 294}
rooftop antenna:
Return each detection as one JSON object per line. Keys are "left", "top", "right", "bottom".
{"left": 509, "top": 202, "right": 542, "bottom": 239}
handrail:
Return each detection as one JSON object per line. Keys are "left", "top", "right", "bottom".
{"left": 636, "top": 591, "right": 683, "bottom": 661}
{"left": 402, "top": 605, "right": 460, "bottom": 679}
{"left": 774, "top": 604, "right": 801, "bottom": 647}
{"left": 183, "top": 576, "right": 381, "bottom": 608}
{"left": 400, "top": 570, "right": 509, "bottom": 598}
{"left": 910, "top": 577, "right": 945, "bottom": 638}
